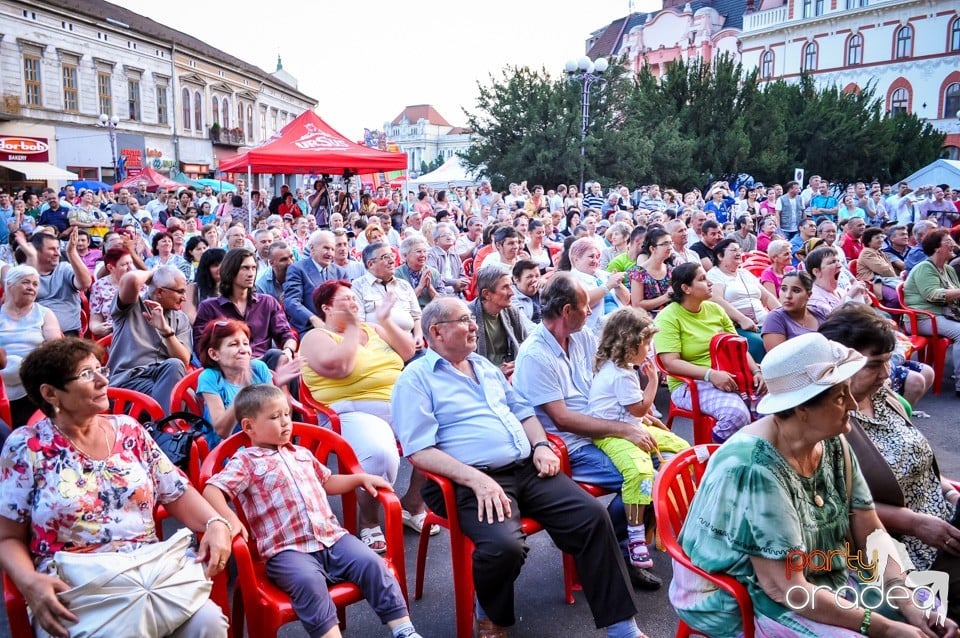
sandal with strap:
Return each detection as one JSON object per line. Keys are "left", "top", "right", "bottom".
{"left": 628, "top": 538, "right": 654, "bottom": 569}
{"left": 360, "top": 526, "right": 387, "bottom": 554}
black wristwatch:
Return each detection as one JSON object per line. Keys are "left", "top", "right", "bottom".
{"left": 532, "top": 441, "right": 552, "bottom": 453}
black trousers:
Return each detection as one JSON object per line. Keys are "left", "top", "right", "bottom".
{"left": 423, "top": 459, "right": 637, "bottom": 629}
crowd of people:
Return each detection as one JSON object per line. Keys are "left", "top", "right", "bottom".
{"left": 0, "top": 172, "right": 959, "bottom": 637}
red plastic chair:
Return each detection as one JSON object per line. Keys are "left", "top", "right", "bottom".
{"left": 848, "top": 258, "right": 858, "bottom": 278}
{"left": 897, "top": 283, "right": 950, "bottom": 395}
{"left": 461, "top": 257, "right": 475, "bottom": 278}
{"left": 199, "top": 423, "right": 407, "bottom": 637}
{"left": 655, "top": 354, "right": 717, "bottom": 446}
{"left": 79, "top": 291, "right": 90, "bottom": 339}
{"left": 653, "top": 444, "right": 755, "bottom": 638}
{"left": 411, "top": 459, "right": 577, "bottom": 638}
{"left": 742, "top": 261, "right": 767, "bottom": 277}
{"left": 0, "top": 376, "right": 12, "bottom": 428}
{"left": 169, "top": 367, "right": 205, "bottom": 416}
{"left": 742, "top": 250, "right": 771, "bottom": 265}
{"left": 710, "top": 334, "right": 757, "bottom": 414}
{"left": 296, "top": 378, "right": 343, "bottom": 432}
{"left": 28, "top": 387, "right": 167, "bottom": 426}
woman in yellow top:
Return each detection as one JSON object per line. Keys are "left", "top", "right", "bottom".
{"left": 301, "top": 279, "right": 426, "bottom": 552}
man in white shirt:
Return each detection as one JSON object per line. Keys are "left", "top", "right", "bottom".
{"left": 352, "top": 242, "right": 424, "bottom": 350}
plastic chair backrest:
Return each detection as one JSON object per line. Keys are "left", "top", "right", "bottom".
{"left": 169, "top": 367, "right": 205, "bottom": 415}
{"left": 27, "top": 387, "right": 165, "bottom": 426}
{"left": 200, "top": 423, "right": 361, "bottom": 559}
{"left": 710, "top": 333, "right": 755, "bottom": 402}
{"left": 654, "top": 444, "right": 720, "bottom": 549}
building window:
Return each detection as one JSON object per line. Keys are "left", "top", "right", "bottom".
{"left": 944, "top": 146, "right": 960, "bottom": 161}
{"left": 271, "top": 109, "right": 278, "bottom": 133}
{"left": 801, "top": 0, "right": 823, "bottom": 18}
{"left": 846, "top": 34, "right": 863, "bottom": 66}
{"left": 194, "top": 90, "right": 202, "bottom": 131}
{"left": 62, "top": 64, "right": 78, "bottom": 112}
{"left": 221, "top": 98, "right": 230, "bottom": 129}
{"left": 156, "top": 86, "right": 168, "bottom": 125}
{"left": 845, "top": 0, "right": 867, "bottom": 7}
{"left": 237, "top": 102, "right": 243, "bottom": 131}
{"left": 247, "top": 105, "right": 254, "bottom": 139}
{"left": 24, "top": 55, "right": 42, "bottom": 106}
{"left": 945, "top": 83, "right": 960, "bottom": 119}
{"left": 98, "top": 71, "right": 112, "bottom": 116}
{"left": 802, "top": 42, "right": 818, "bottom": 72}
{"left": 127, "top": 79, "right": 141, "bottom": 121}
{"left": 211, "top": 96, "right": 219, "bottom": 124}
{"left": 895, "top": 25, "right": 913, "bottom": 59}
{"left": 890, "top": 87, "right": 909, "bottom": 115}
{"left": 182, "top": 88, "right": 191, "bottom": 130}
{"left": 761, "top": 50, "right": 774, "bottom": 79}
{"left": 951, "top": 17, "right": 960, "bottom": 52}
{"left": 260, "top": 109, "right": 267, "bottom": 141}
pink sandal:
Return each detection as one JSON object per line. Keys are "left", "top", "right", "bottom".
{"left": 628, "top": 539, "right": 653, "bottom": 569}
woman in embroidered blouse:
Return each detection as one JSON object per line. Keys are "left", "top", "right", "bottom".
{"left": 301, "top": 280, "right": 429, "bottom": 553}
{"left": 0, "top": 338, "right": 232, "bottom": 638}
{"left": 820, "top": 304, "right": 960, "bottom": 618}
{"left": 670, "top": 332, "right": 956, "bottom": 638}
{"left": 630, "top": 227, "right": 673, "bottom": 316}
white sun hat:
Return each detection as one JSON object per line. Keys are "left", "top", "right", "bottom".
{"left": 756, "top": 332, "right": 866, "bottom": 415}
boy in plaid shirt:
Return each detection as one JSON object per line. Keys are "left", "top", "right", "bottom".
{"left": 203, "top": 384, "right": 421, "bottom": 638}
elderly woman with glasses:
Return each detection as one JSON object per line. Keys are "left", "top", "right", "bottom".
{"left": 0, "top": 338, "right": 232, "bottom": 638}
{"left": 396, "top": 235, "right": 445, "bottom": 309}
{"left": 671, "top": 332, "right": 957, "bottom": 638}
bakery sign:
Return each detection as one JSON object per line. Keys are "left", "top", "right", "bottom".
{"left": 0, "top": 136, "right": 50, "bottom": 162}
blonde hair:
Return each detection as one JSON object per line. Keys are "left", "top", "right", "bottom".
{"left": 593, "top": 307, "right": 659, "bottom": 372}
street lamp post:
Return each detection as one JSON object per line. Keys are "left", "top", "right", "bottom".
{"left": 564, "top": 56, "right": 608, "bottom": 194}
{"left": 98, "top": 113, "right": 120, "bottom": 183}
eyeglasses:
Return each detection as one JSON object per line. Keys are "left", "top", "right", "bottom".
{"left": 434, "top": 314, "right": 473, "bottom": 326}
{"left": 65, "top": 366, "right": 110, "bottom": 383}
{"left": 372, "top": 253, "right": 394, "bottom": 263}
{"left": 655, "top": 242, "right": 673, "bottom": 248}
{"left": 161, "top": 287, "right": 187, "bottom": 296}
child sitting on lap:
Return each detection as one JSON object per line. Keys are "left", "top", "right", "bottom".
{"left": 589, "top": 307, "right": 690, "bottom": 570}
{"left": 203, "top": 384, "right": 421, "bottom": 638}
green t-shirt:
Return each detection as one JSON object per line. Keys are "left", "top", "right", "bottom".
{"left": 653, "top": 301, "right": 736, "bottom": 391}
{"left": 606, "top": 252, "right": 637, "bottom": 273}
{"left": 672, "top": 434, "right": 875, "bottom": 637}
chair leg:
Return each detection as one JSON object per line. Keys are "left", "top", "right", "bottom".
{"left": 929, "top": 341, "right": 949, "bottom": 395}
{"left": 414, "top": 513, "right": 436, "bottom": 600}
{"left": 337, "top": 605, "right": 347, "bottom": 630}
{"left": 562, "top": 552, "right": 577, "bottom": 604}
{"left": 453, "top": 533, "right": 476, "bottom": 638}
{"left": 231, "top": 588, "right": 244, "bottom": 638}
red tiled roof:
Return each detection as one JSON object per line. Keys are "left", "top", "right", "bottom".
{"left": 391, "top": 105, "right": 451, "bottom": 127}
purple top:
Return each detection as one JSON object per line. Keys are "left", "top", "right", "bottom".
{"left": 760, "top": 307, "right": 819, "bottom": 340}
{"left": 193, "top": 293, "right": 295, "bottom": 358}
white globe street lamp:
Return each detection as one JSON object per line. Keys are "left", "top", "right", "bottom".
{"left": 564, "top": 56, "right": 608, "bottom": 193}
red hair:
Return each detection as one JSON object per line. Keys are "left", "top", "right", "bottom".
{"left": 198, "top": 319, "right": 250, "bottom": 369}
{"left": 312, "top": 280, "right": 353, "bottom": 321}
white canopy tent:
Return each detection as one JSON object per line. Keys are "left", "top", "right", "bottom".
{"left": 900, "top": 159, "right": 960, "bottom": 187}
{"left": 411, "top": 156, "right": 481, "bottom": 189}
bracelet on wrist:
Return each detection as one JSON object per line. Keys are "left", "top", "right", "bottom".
{"left": 205, "top": 515, "right": 232, "bottom": 534}
{"left": 703, "top": 369, "right": 712, "bottom": 383}
{"left": 160, "top": 330, "right": 175, "bottom": 338}
{"left": 859, "top": 608, "right": 872, "bottom": 635}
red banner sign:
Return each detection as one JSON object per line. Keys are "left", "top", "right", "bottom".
{"left": 0, "top": 136, "right": 50, "bottom": 162}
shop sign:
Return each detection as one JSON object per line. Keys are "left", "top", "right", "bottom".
{"left": 0, "top": 136, "right": 50, "bottom": 162}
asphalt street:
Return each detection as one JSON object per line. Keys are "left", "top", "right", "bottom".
{"left": 2, "top": 366, "right": 959, "bottom": 638}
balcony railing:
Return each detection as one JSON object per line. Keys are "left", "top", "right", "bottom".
{"left": 742, "top": 5, "right": 788, "bottom": 32}
{"left": 209, "top": 126, "right": 245, "bottom": 146}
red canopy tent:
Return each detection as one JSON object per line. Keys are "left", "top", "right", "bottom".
{"left": 112, "top": 166, "right": 188, "bottom": 192}
{"left": 218, "top": 110, "right": 407, "bottom": 174}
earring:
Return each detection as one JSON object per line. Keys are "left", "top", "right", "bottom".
{"left": 51, "top": 405, "right": 59, "bottom": 415}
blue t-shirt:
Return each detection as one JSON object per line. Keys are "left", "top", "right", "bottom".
{"left": 197, "top": 359, "right": 272, "bottom": 446}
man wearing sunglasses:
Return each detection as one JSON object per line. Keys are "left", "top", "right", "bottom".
{"left": 108, "top": 265, "right": 191, "bottom": 407}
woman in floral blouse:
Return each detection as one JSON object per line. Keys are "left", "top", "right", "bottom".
{"left": 0, "top": 338, "right": 232, "bottom": 638}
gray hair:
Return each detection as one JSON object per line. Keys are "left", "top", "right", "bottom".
{"left": 605, "top": 222, "right": 631, "bottom": 242}
{"left": 362, "top": 241, "right": 389, "bottom": 266}
{"left": 421, "top": 297, "right": 463, "bottom": 345}
{"left": 267, "top": 240, "right": 290, "bottom": 260}
{"left": 913, "top": 220, "right": 935, "bottom": 240}
{"left": 433, "top": 221, "right": 457, "bottom": 240}
{"left": 308, "top": 229, "right": 335, "bottom": 250}
{"left": 4, "top": 264, "right": 39, "bottom": 288}
{"left": 475, "top": 266, "right": 510, "bottom": 296}
{"left": 767, "top": 239, "right": 791, "bottom": 258}
{"left": 569, "top": 237, "right": 600, "bottom": 263}
{"left": 254, "top": 228, "right": 273, "bottom": 241}
{"left": 540, "top": 272, "right": 584, "bottom": 321}
{"left": 665, "top": 219, "right": 686, "bottom": 234}
{"left": 146, "top": 265, "right": 185, "bottom": 297}
{"left": 399, "top": 235, "right": 428, "bottom": 258}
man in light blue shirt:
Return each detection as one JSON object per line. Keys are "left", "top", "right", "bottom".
{"left": 391, "top": 296, "right": 641, "bottom": 638}
{"left": 513, "top": 272, "right": 662, "bottom": 590}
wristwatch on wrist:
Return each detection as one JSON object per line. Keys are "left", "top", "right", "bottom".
{"left": 532, "top": 441, "right": 552, "bottom": 453}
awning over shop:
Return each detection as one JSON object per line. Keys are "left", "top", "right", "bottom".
{"left": 0, "top": 161, "right": 78, "bottom": 181}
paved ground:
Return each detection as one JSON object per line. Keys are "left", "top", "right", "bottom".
{"left": 3, "top": 366, "right": 959, "bottom": 638}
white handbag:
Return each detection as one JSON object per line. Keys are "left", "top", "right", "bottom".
{"left": 40, "top": 528, "right": 212, "bottom": 638}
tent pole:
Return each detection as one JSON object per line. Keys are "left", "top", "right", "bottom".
{"left": 247, "top": 165, "right": 253, "bottom": 233}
